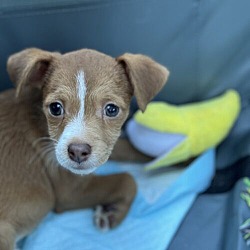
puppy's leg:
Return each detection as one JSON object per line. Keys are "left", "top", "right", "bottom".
{"left": 110, "top": 137, "right": 153, "bottom": 162}
{"left": 54, "top": 173, "right": 136, "bottom": 231}
{"left": 92, "top": 173, "right": 137, "bottom": 231}
{"left": 0, "top": 221, "right": 15, "bottom": 250}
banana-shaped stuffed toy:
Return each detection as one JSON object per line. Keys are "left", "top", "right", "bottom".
{"left": 126, "top": 90, "right": 241, "bottom": 170}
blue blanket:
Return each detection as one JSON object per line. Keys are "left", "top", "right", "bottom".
{"left": 21, "top": 149, "right": 215, "bottom": 250}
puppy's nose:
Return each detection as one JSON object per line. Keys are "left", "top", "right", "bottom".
{"left": 68, "top": 143, "right": 92, "bottom": 163}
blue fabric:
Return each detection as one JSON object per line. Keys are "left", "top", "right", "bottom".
{"left": 21, "top": 149, "right": 215, "bottom": 250}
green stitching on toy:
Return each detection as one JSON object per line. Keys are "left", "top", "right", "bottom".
{"left": 240, "top": 178, "right": 250, "bottom": 246}
{"left": 241, "top": 178, "right": 250, "bottom": 207}
{"left": 243, "top": 177, "right": 250, "bottom": 188}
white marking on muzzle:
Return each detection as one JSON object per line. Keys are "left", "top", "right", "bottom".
{"left": 55, "top": 70, "right": 95, "bottom": 174}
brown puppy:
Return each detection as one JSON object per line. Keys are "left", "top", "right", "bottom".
{"left": 0, "top": 48, "right": 169, "bottom": 250}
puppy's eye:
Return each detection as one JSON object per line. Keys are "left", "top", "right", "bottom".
{"left": 104, "top": 103, "right": 120, "bottom": 117}
{"left": 49, "top": 102, "right": 64, "bottom": 116}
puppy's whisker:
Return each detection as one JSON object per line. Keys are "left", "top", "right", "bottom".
{"left": 32, "top": 137, "right": 58, "bottom": 147}
{"left": 28, "top": 144, "right": 55, "bottom": 166}
{"left": 40, "top": 148, "right": 56, "bottom": 167}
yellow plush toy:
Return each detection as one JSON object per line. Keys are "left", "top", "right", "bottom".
{"left": 126, "top": 90, "right": 241, "bottom": 170}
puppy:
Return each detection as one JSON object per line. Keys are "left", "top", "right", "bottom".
{"left": 0, "top": 48, "right": 169, "bottom": 250}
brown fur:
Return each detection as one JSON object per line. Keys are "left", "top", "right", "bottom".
{"left": 0, "top": 48, "right": 169, "bottom": 250}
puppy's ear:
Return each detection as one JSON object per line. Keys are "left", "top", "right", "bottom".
{"left": 7, "top": 48, "right": 59, "bottom": 97}
{"left": 116, "top": 53, "right": 169, "bottom": 111}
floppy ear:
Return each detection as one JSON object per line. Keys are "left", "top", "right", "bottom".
{"left": 7, "top": 48, "right": 59, "bottom": 97}
{"left": 116, "top": 53, "right": 169, "bottom": 111}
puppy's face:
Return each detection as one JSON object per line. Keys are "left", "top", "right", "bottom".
{"left": 7, "top": 48, "right": 169, "bottom": 175}
{"left": 42, "top": 51, "right": 132, "bottom": 174}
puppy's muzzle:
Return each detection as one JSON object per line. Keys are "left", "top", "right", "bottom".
{"left": 68, "top": 143, "right": 92, "bottom": 163}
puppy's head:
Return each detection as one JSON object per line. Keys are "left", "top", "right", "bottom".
{"left": 7, "top": 48, "right": 169, "bottom": 175}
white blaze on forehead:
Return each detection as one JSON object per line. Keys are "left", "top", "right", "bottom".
{"left": 76, "top": 70, "right": 86, "bottom": 122}
{"left": 55, "top": 70, "right": 93, "bottom": 174}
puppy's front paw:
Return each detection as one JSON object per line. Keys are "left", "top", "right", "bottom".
{"left": 94, "top": 204, "right": 122, "bottom": 232}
